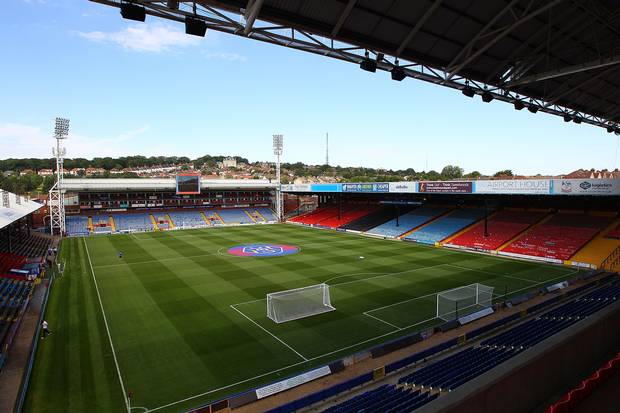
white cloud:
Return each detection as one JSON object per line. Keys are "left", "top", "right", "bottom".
{"left": 0, "top": 122, "right": 151, "bottom": 158}
{"left": 77, "top": 23, "right": 200, "bottom": 52}
{"left": 203, "top": 52, "right": 247, "bottom": 62}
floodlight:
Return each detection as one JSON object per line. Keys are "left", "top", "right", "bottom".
{"left": 54, "top": 117, "right": 70, "bottom": 139}
{"left": 391, "top": 66, "right": 406, "bottom": 81}
{"left": 513, "top": 100, "right": 524, "bottom": 110}
{"left": 527, "top": 104, "right": 538, "bottom": 113}
{"left": 273, "top": 134, "right": 283, "bottom": 155}
{"left": 481, "top": 91, "right": 493, "bottom": 103}
{"left": 462, "top": 86, "right": 475, "bottom": 98}
{"left": 607, "top": 125, "right": 615, "bottom": 133}
{"left": 185, "top": 16, "right": 207, "bottom": 37}
{"left": 573, "top": 116, "right": 582, "bottom": 124}
{"left": 120, "top": 2, "right": 146, "bottom": 22}
{"left": 563, "top": 114, "right": 572, "bottom": 122}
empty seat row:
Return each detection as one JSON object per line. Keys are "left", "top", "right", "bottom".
{"left": 405, "top": 208, "right": 486, "bottom": 244}
{"left": 366, "top": 206, "right": 450, "bottom": 238}
{"left": 322, "top": 384, "right": 437, "bottom": 413}
{"left": 448, "top": 210, "right": 547, "bottom": 251}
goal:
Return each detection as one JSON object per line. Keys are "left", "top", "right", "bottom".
{"left": 436, "top": 283, "right": 494, "bottom": 322}
{"left": 267, "top": 283, "right": 335, "bottom": 323}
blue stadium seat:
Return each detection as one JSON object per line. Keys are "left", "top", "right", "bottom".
{"left": 405, "top": 208, "right": 486, "bottom": 244}
{"left": 366, "top": 206, "right": 450, "bottom": 237}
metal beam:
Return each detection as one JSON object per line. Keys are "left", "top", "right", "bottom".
{"left": 331, "top": 0, "right": 357, "bottom": 38}
{"left": 484, "top": 5, "right": 584, "bottom": 83}
{"left": 445, "top": 0, "right": 520, "bottom": 73}
{"left": 244, "top": 0, "right": 264, "bottom": 35}
{"left": 395, "top": 0, "right": 442, "bottom": 56}
{"left": 545, "top": 65, "right": 620, "bottom": 106}
{"left": 446, "top": 0, "right": 565, "bottom": 81}
{"left": 507, "top": 55, "right": 620, "bottom": 87}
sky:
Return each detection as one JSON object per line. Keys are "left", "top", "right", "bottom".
{"left": 1, "top": 0, "right": 619, "bottom": 176}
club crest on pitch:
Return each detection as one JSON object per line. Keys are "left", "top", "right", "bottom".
{"left": 228, "top": 244, "right": 300, "bottom": 257}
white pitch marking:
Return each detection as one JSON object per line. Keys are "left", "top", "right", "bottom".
{"left": 363, "top": 312, "right": 402, "bottom": 330}
{"left": 229, "top": 304, "right": 308, "bottom": 361}
{"left": 83, "top": 237, "right": 130, "bottom": 413}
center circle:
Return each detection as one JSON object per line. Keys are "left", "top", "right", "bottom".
{"left": 227, "top": 244, "right": 300, "bottom": 257}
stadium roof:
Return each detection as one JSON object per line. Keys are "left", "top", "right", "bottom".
{"left": 62, "top": 178, "right": 276, "bottom": 191}
{"left": 0, "top": 190, "right": 44, "bottom": 230}
{"left": 91, "top": 0, "right": 620, "bottom": 132}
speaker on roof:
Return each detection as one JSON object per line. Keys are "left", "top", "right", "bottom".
{"left": 120, "top": 2, "right": 146, "bottom": 22}
{"left": 185, "top": 17, "right": 207, "bottom": 37}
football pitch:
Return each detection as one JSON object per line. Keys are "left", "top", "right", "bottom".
{"left": 25, "top": 224, "right": 579, "bottom": 412}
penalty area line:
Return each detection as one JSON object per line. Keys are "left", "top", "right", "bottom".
{"left": 229, "top": 304, "right": 308, "bottom": 362}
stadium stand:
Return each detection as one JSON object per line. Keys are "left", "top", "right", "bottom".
{"left": 65, "top": 215, "right": 90, "bottom": 236}
{"left": 546, "top": 351, "right": 620, "bottom": 413}
{"left": 255, "top": 207, "right": 277, "bottom": 222}
{"left": 502, "top": 214, "right": 614, "bottom": 261}
{"left": 112, "top": 214, "right": 154, "bottom": 232}
{"left": 393, "top": 280, "right": 619, "bottom": 397}
{"left": 217, "top": 208, "right": 255, "bottom": 224}
{"left": 571, "top": 218, "right": 620, "bottom": 268}
{"left": 289, "top": 206, "right": 339, "bottom": 225}
{"left": 0, "top": 234, "right": 51, "bottom": 259}
{"left": 152, "top": 214, "right": 170, "bottom": 230}
{"left": 605, "top": 223, "right": 620, "bottom": 239}
{"left": 405, "top": 208, "right": 486, "bottom": 244}
{"left": 447, "top": 210, "right": 547, "bottom": 251}
{"left": 168, "top": 211, "right": 208, "bottom": 228}
{"left": 340, "top": 207, "right": 404, "bottom": 232}
{"left": 317, "top": 206, "right": 378, "bottom": 229}
{"left": 366, "top": 206, "right": 450, "bottom": 237}
{"left": 0, "top": 278, "right": 34, "bottom": 358}
{"left": 321, "top": 384, "right": 438, "bottom": 413}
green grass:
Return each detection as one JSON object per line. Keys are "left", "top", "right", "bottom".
{"left": 24, "top": 224, "right": 579, "bottom": 412}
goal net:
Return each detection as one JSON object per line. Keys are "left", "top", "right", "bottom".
{"left": 436, "top": 283, "right": 494, "bottom": 322}
{"left": 267, "top": 283, "right": 335, "bottom": 323}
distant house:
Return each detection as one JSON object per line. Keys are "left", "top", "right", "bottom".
{"left": 564, "top": 168, "right": 620, "bottom": 179}
{"left": 222, "top": 157, "right": 237, "bottom": 168}
{"left": 37, "top": 169, "right": 54, "bottom": 176}
{"left": 85, "top": 167, "right": 105, "bottom": 176}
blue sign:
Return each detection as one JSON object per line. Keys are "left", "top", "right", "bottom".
{"left": 342, "top": 183, "right": 390, "bottom": 193}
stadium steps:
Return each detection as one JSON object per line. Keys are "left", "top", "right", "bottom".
{"left": 497, "top": 213, "right": 555, "bottom": 252}
{"left": 398, "top": 207, "right": 454, "bottom": 239}
{"left": 341, "top": 207, "right": 405, "bottom": 231}
{"left": 213, "top": 211, "right": 225, "bottom": 224}
{"left": 149, "top": 214, "right": 159, "bottom": 230}
{"left": 490, "top": 211, "right": 552, "bottom": 252}
{"left": 199, "top": 211, "right": 211, "bottom": 226}
{"left": 440, "top": 210, "right": 499, "bottom": 245}
{"left": 108, "top": 216, "right": 116, "bottom": 232}
{"left": 569, "top": 217, "right": 620, "bottom": 266}
{"left": 87, "top": 216, "right": 93, "bottom": 232}
{"left": 254, "top": 209, "right": 267, "bottom": 222}
{"left": 244, "top": 210, "right": 258, "bottom": 223}
{"left": 165, "top": 213, "right": 175, "bottom": 229}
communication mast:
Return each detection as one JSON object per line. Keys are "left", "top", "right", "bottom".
{"left": 49, "top": 117, "right": 69, "bottom": 236}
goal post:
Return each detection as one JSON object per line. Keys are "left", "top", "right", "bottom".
{"left": 436, "top": 283, "right": 494, "bottom": 322}
{"left": 267, "top": 283, "right": 335, "bottom": 323}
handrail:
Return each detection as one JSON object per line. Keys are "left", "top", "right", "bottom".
{"left": 600, "top": 244, "right": 620, "bottom": 270}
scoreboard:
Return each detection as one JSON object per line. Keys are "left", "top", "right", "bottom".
{"left": 176, "top": 173, "right": 201, "bottom": 195}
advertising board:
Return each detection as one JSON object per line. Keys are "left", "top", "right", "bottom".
{"left": 342, "top": 182, "right": 389, "bottom": 193}
{"left": 388, "top": 182, "right": 418, "bottom": 193}
{"left": 475, "top": 179, "right": 550, "bottom": 195}
{"left": 419, "top": 181, "right": 473, "bottom": 193}
{"left": 552, "top": 179, "right": 620, "bottom": 195}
